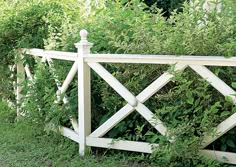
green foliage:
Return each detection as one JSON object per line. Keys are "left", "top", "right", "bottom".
{"left": 0, "top": 102, "right": 154, "bottom": 167}
{"left": 144, "top": 0, "right": 187, "bottom": 17}
{"left": 0, "top": 100, "right": 16, "bottom": 123}
{"left": 40, "top": 1, "right": 236, "bottom": 165}
{"left": 0, "top": 0, "right": 81, "bottom": 100}
{"left": 1, "top": 0, "right": 236, "bottom": 166}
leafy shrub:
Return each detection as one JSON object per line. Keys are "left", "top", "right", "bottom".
{"left": 144, "top": 0, "right": 187, "bottom": 17}
{"left": 1, "top": 0, "right": 236, "bottom": 166}
{"left": 0, "top": 101, "right": 16, "bottom": 123}
{"left": 0, "top": 0, "right": 81, "bottom": 100}
{"left": 41, "top": 1, "right": 236, "bottom": 165}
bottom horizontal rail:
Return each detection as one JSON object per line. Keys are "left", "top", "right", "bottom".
{"left": 86, "top": 137, "right": 158, "bottom": 153}
{"left": 200, "top": 149, "right": 236, "bottom": 164}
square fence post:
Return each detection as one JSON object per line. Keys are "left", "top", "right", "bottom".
{"left": 16, "top": 58, "right": 25, "bottom": 119}
{"left": 75, "top": 30, "right": 93, "bottom": 156}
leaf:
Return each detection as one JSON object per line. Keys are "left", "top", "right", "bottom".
{"left": 233, "top": 107, "right": 236, "bottom": 113}
{"left": 232, "top": 82, "right": 236, "bottom": 89}
{"left": 225, "top": 96, "right": 233, "bottom": 103}
{"left": 149, "top": 135, "right": 159, "bottom": 143}
{"left": 220, "top": 137, "right": 226, "bottom": 143}
{"left": 220, "top": 144, "right": 227, "bottom": 151}
{"left": 226, "top": 139, "right": 236, "bottom": 148}
{"left": 220, "top": 111, "right": 229, "bottom": 117}
{"left": 187, "top": 98, "right": 194, "bottom": 105}
{"left": 186, "top": 91, "right": 192, "bottom": 98}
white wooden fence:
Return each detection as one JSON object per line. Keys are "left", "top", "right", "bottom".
{"left": 17, "top": 30, "right": 236, "bottom": 164}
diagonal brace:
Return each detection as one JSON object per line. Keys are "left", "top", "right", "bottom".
{"left": 89, "top": 64, "right": 187, "bottom": 137}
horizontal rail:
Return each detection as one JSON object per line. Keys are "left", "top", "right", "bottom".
{"left": 86, "top": 54, "right": 236, "bottom": 66}
{"left": 22, "top": 48, "right": 77, "bottom": 61}
{"left": 200, "top": 149, "right": 236, "bottom": 164}
{"left": 22, "top": 49, "right": 236, "bottom": 66}
{"left": 86, "top": 137, "right": 157, "bottom": 153}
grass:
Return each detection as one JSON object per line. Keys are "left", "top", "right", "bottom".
{"left": 1, "top": 101, "right": 235, "bottom": 167}
{"left": 0, "top": 101, "right": 152, "bottom": 167}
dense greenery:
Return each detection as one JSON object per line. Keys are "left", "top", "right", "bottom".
{"left": 0, "top": 101, "right": 154, "bottom": 167}
{"left": 144, "top": 0, "right": 187, "bottom": 17}
{"left": 0, "top": 0, "right": 236, "bottom": 166}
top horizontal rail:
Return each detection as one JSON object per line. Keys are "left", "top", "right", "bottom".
{"left": 22, "top": 48, "right": 78, "bottom": 61}
{"left": 22, "top": 48, "right": 236, "bottom": 66}
{"left": 86, "top": 54, "right": 236, "bottom": 66}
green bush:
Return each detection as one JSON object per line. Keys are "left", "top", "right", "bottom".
{"left": 42, "top": 1, "right": 236, "bottom": 165}
{"left": 1, "top": 0, "right": 236, "bottom": 166}
{"left": 144, "top": 0, "right": 186, "bottom": 17}
{"left": 0, "top": 0, "right": 81, "bottom": 100}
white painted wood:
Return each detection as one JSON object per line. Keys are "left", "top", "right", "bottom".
{"left": 22, "top": 48, "right": 236, "bottom": 66}
{"left": 23, "top": 50, "right": 80, "bottom": 138}
{"left": 201, "top": 113, "right": 236, "bottom": 148}
{"left": 19, "top": 30, "right": 236, "bottom": 163}
{"left": 60, "top": 62, "right": 78, "bottom": 95}
{"left": 86, "top": 54, "right": 236, "bottom": 66}
{"left": 23, "top": 48, "right": 77, "bottom": 61}
{"left": 70, "top": 117, "right": 79, "bottom": 133}
{"left": 190, "top": 65, "right": 236, "bottom": 103}
{"left": 45, "top": 57, "right": 70, "bottom": 104}
{"left": 86, "top": 137, "right": 157, "bottom": 153}
{"left": 24, "top": 64, "right": 33, "bottom": 80}
{"left": 45, "top": 57, "right": 79, "bottom": 133}
{"left": 136, "top": 64, "right": 187, "bottom": 102}
{"left": 190, "top": 65, "right": 236, "bottom": 148}
{"left": 46, "top": 57, "right": 62, "bottom": 90}
{"left": 89, "top": 105, "right": 135, "bottom": 137}
{"left": 21, "top": 48, "right": 236, "bottom": 66}
{"left": 200, "top": 149, "right": 236, "bottom": 164}
{"left": 135, "top": 102, "right": 166, "bottom": 136}
{"left": 16, "top": 62, "right": 25, "bottom": 118}
{"left": 75, "top": 29, "right": 93, "bottom": 156}
{"left": 88, "top": 62, "right": 138, "bottom": 107}
{"left": 89, "top": 64, "right": 186, "bottom": 138}
{"left": 59, "top": 126, "right": 80, "bottom": 143}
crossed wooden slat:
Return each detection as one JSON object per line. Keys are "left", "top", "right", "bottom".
{"left": 190, "top": 65, "right": 236, "bottom": 148}
{"left": 87, "top": 62, "right": 236, "bottom": 153}
{"left": 23, "top": 57, "right": 80, "bottom": 140}
{"left": 88, "top": 63, "right": 187, "bottom": 138}
{"left": 18, "top": 49, "right": 236, "bottom": 163}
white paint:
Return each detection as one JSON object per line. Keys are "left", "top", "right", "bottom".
{"left": 19, "top": 29, "right": 236, "bottom": 164}
{"left": 88, "top": 62, "right": 138, "bottom": 107}
{"left": 16, "top": 62, "right": 25, "bottom": 118}
{"left": 60, "top": 62, "right": 78, "bottom": 95}
{"left": 86, "top": 137, "right": 157, "bottom": 153}
{"left": 59, "top": 126, "right": 80, "bottom": 143}
{"left": 89, "top": 64, "right": 187, "bottom": 138}
{"left": 75, "top": 29, "right": 93, "bottom": 156}
{"left": 200, "top": 149, "right": 236, "bottom": 164}
{"left": 86, "top": 54, "right": 236, "bottom": 66}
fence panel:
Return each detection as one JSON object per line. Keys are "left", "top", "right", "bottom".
{"left": 17, "top": 29, "right": 236, "bottom": 164}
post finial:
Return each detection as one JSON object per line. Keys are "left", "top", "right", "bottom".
{"left": 75, "top": 29, "right": 93, "bottom": 49}
{"left": 80, "top": 29, "right": 88, "bottom": 42}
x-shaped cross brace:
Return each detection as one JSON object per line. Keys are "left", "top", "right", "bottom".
{"left": 88, "top": 62, "right": 187, "bottom": 138}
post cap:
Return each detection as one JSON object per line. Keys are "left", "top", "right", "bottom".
{"left": 74, "top": 29, "right": 93, "bottom": 48}
{"left": 80, "top": 29, "right": 88, "bottom": 42}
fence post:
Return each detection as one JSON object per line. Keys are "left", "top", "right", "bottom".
{"left": 74, "top": 30, "right": 93, "bottom": 156}
{"left": 190, "top": 0, "right": 222, "bottom": 13}
{"left": 16, "top": 58, "right": 25, "bottom": 119}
